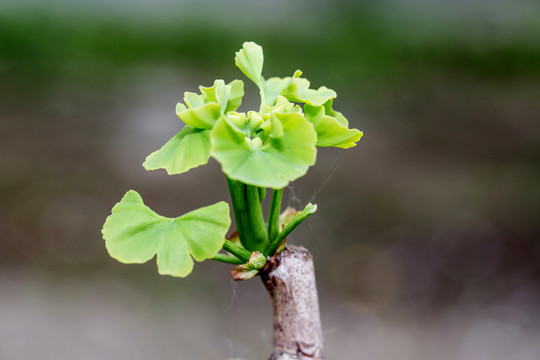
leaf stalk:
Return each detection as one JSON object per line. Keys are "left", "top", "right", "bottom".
{"left": 226, "top": 177, "right": 250, "bottom": 249}
{"left": 223, "top": 239, "right": 252, "bottom": 263}
{"left": 211, "top": 253, "right": 244, "bottom": 265}
{"left": 265, "top": 203, "right": 317, "bottom": 256}
{"left": 245, "top": 184, "right": 269, "bottom": 252}
{"left": 226, "top": 177, "right": 268, "bottom": 253}
{"left": 267, "top": 188, "right": 283, "bottom": 244}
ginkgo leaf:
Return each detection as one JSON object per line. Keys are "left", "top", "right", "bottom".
{"left": 199, "top": 79, "right": 244, "bottom": 115}
{"left": 176, "top": 79, "right": 244, "bottom": 129}
{"left": 262, "top": 77, "right": 292, "bottom": 107}
{"left": 143, "top": 126, "right": 211, "bottom": 174}
{"left": 281, "top": 77, "right": 337, "bottom": 106}
{"left": 224, "top": 79, "right": 245, "bottom": 113}
{"left": 210, "top": 112, "right": 317, "bottom": 188}
{"left": 176, "top": 101, "right": 220, "bottom": 129}
{"left": 235, "top": 42, "right": 264, "bottom": 88}
{"left": 304, "top": 103, "right": 363, "bottom": 149}
{"left": 323, "top": 98, "right": 348, "bottom": 126}
{"left": 261, "top": 70, "right": 302, "bottom": 107}
{"left": 260, "top": 95, "right": 299, "bottom": 117}
{"left": 262, "top": 70, "right": 336, "bottom": 107}
{"left": 102, "top": 190, "right": 231, "bottom": 278}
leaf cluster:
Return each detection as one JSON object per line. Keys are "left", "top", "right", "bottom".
{"left": 102, "top": 42, "right": 362, "bottom": 277}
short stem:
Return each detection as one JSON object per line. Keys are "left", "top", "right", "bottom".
{"left": 223, "top": 239, "right": 252, "bottom": 263}
{"left": 211, "top": 253, "right": 244, "bottom": 265}
{"left": 267, "top": 188, "right": 283, "bottom": 244}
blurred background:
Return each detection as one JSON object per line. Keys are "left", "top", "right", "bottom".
{"left": 1, "top": 0, "right": 540, "bottom": 359}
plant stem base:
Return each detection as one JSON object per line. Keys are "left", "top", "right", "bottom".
{"left": 261, "top": 245, "right": 324, "bottom": 360}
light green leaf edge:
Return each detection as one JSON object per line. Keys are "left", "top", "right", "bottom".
{"left": 263, "top": 68, "right": 361, "bottom": 149}
{"left": 262, "top": 70, "right": 336, "bottom": 108}
{"left": 282, "top": 76, "right": 337, "bottom": 107}
{"left": 304, "top": 103, "right": 363, "bottom": 149}
{"left": 102, "top": 190, "right": 231, "bottom": 277}
{"left": 210, "top": 112, "right": 317, "bottom": 188}
{"left": 146, "top": 79, "right": 244, "bottom": 175}
{"left": 176, "top": 79, "right": 244, "bottom": 130}
{"left": 143, "top": 126, "right": 211, "bottom": 175}
{"left": 235, "top": 42, "right": 264, "bottom": 88}
{"left": 263, "top": 77, "right": 293, "bottom": 107}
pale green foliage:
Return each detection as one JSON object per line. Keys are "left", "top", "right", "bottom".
{"left": 142, "top": 41, "right": 361, "bottom": 188}
{"left": 211, "top": 111, "right": 317, "bottom": 188}
{"left": 102, "top": 190, "right": 230, "bottom": 277}
{"left": 262, "top": 70, "right": 335, "bottom": 107}
{"left": 262, "top": 76, "right": 293, "bottom": 107}
{"left": 103, "top": 41, "right": 361, "bottom": 278}
{"left": 176, "top": 79, "right": 244, "bottom": 129}
{"left": 305, "top": 102, "right": 363, "bottom": 148}
{"left": 282, "top": 77, "right": 336, "bottom": 106}
{"left": 235, "top": 42, "right": 264, "bottom": 88}
{"left": 143, "top": 79, "right": 243, "bottom": 175}
{"left": 143, "top": 126, "right": 211, "bottom": 174}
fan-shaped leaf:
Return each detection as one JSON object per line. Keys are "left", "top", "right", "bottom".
{"left": 176, "top": 79, "right": 244, "bottom": 129}
{"left": 323, "top": 99, "right": 348, "bottom": 126}
{"left": 262, "top": 77, "right": 291, "bottom": 107}
{"left": 262, "top": 70, "right": 336, "bottom": 107}
{"left": 304, "top": 103, "right": 363, "bottom": 149}
{"left": 102, "top": 190, "right": 231, "bottom": 277}
{"left": 211, "top": 112, "right": 317, "bottom": 188}
{"left": 281, "top": 77, "right": 337, "bottom": 106}
{"left": 235, "top": 42, "right": 264, "bottom": 88}
{"left": 143, "top": 126, "right": 211, "bottom": 174}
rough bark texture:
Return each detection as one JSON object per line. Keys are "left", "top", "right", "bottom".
{"left": 261, "top": 245, "right": 324, "bottom": 360}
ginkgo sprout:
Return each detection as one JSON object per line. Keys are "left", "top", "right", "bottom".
{"left": 102, "top": 41, "right": 362, "bottom": 359}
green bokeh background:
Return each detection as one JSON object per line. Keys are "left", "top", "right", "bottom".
{"left": 1, "top": 1, "right": 539, "bottom": 359}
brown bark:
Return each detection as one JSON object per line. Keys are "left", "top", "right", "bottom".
{"left": 261, "top": 245, "right": 324, "bottom": 360}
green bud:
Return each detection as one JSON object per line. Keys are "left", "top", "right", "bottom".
{"left": 245, "top": 251, "right": 267, "bottom": 270}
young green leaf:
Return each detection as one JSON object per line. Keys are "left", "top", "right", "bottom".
{"left": 211, "top": 112, "right": 317, "bottom": 188}
{"left": 281, "top": 77, "right": 337, "bottom": 107}
{"left": 304, "top": 103, "right": 363, "bottom": 149}
{"left": 102, "top": 190, "right": 231, "bottom": 277}
{"left": 176, "top": 101, "right": 220, "bottom": 130}
{"left": 235, "top": 42, "right": 264, "bottom": 88}
{"left": 261, "top": 95, "right": 300, "bottom": 118}
{"left": 143, "top": 126, "right": 211, "bottom": 174}
{"left": 262, "top": 70, "right": 336, "bottom": 108}
{"left": 323, "top": 98, "right": 349, "bottom": 126}
{"left": 262, "top": 77, "right": 292, "bottom": 107}
{"left": 177, "top": 79, "right": 244, "bottom": 129}
{"left": 199, "top": 79, "right": 244, "bottom": 115}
